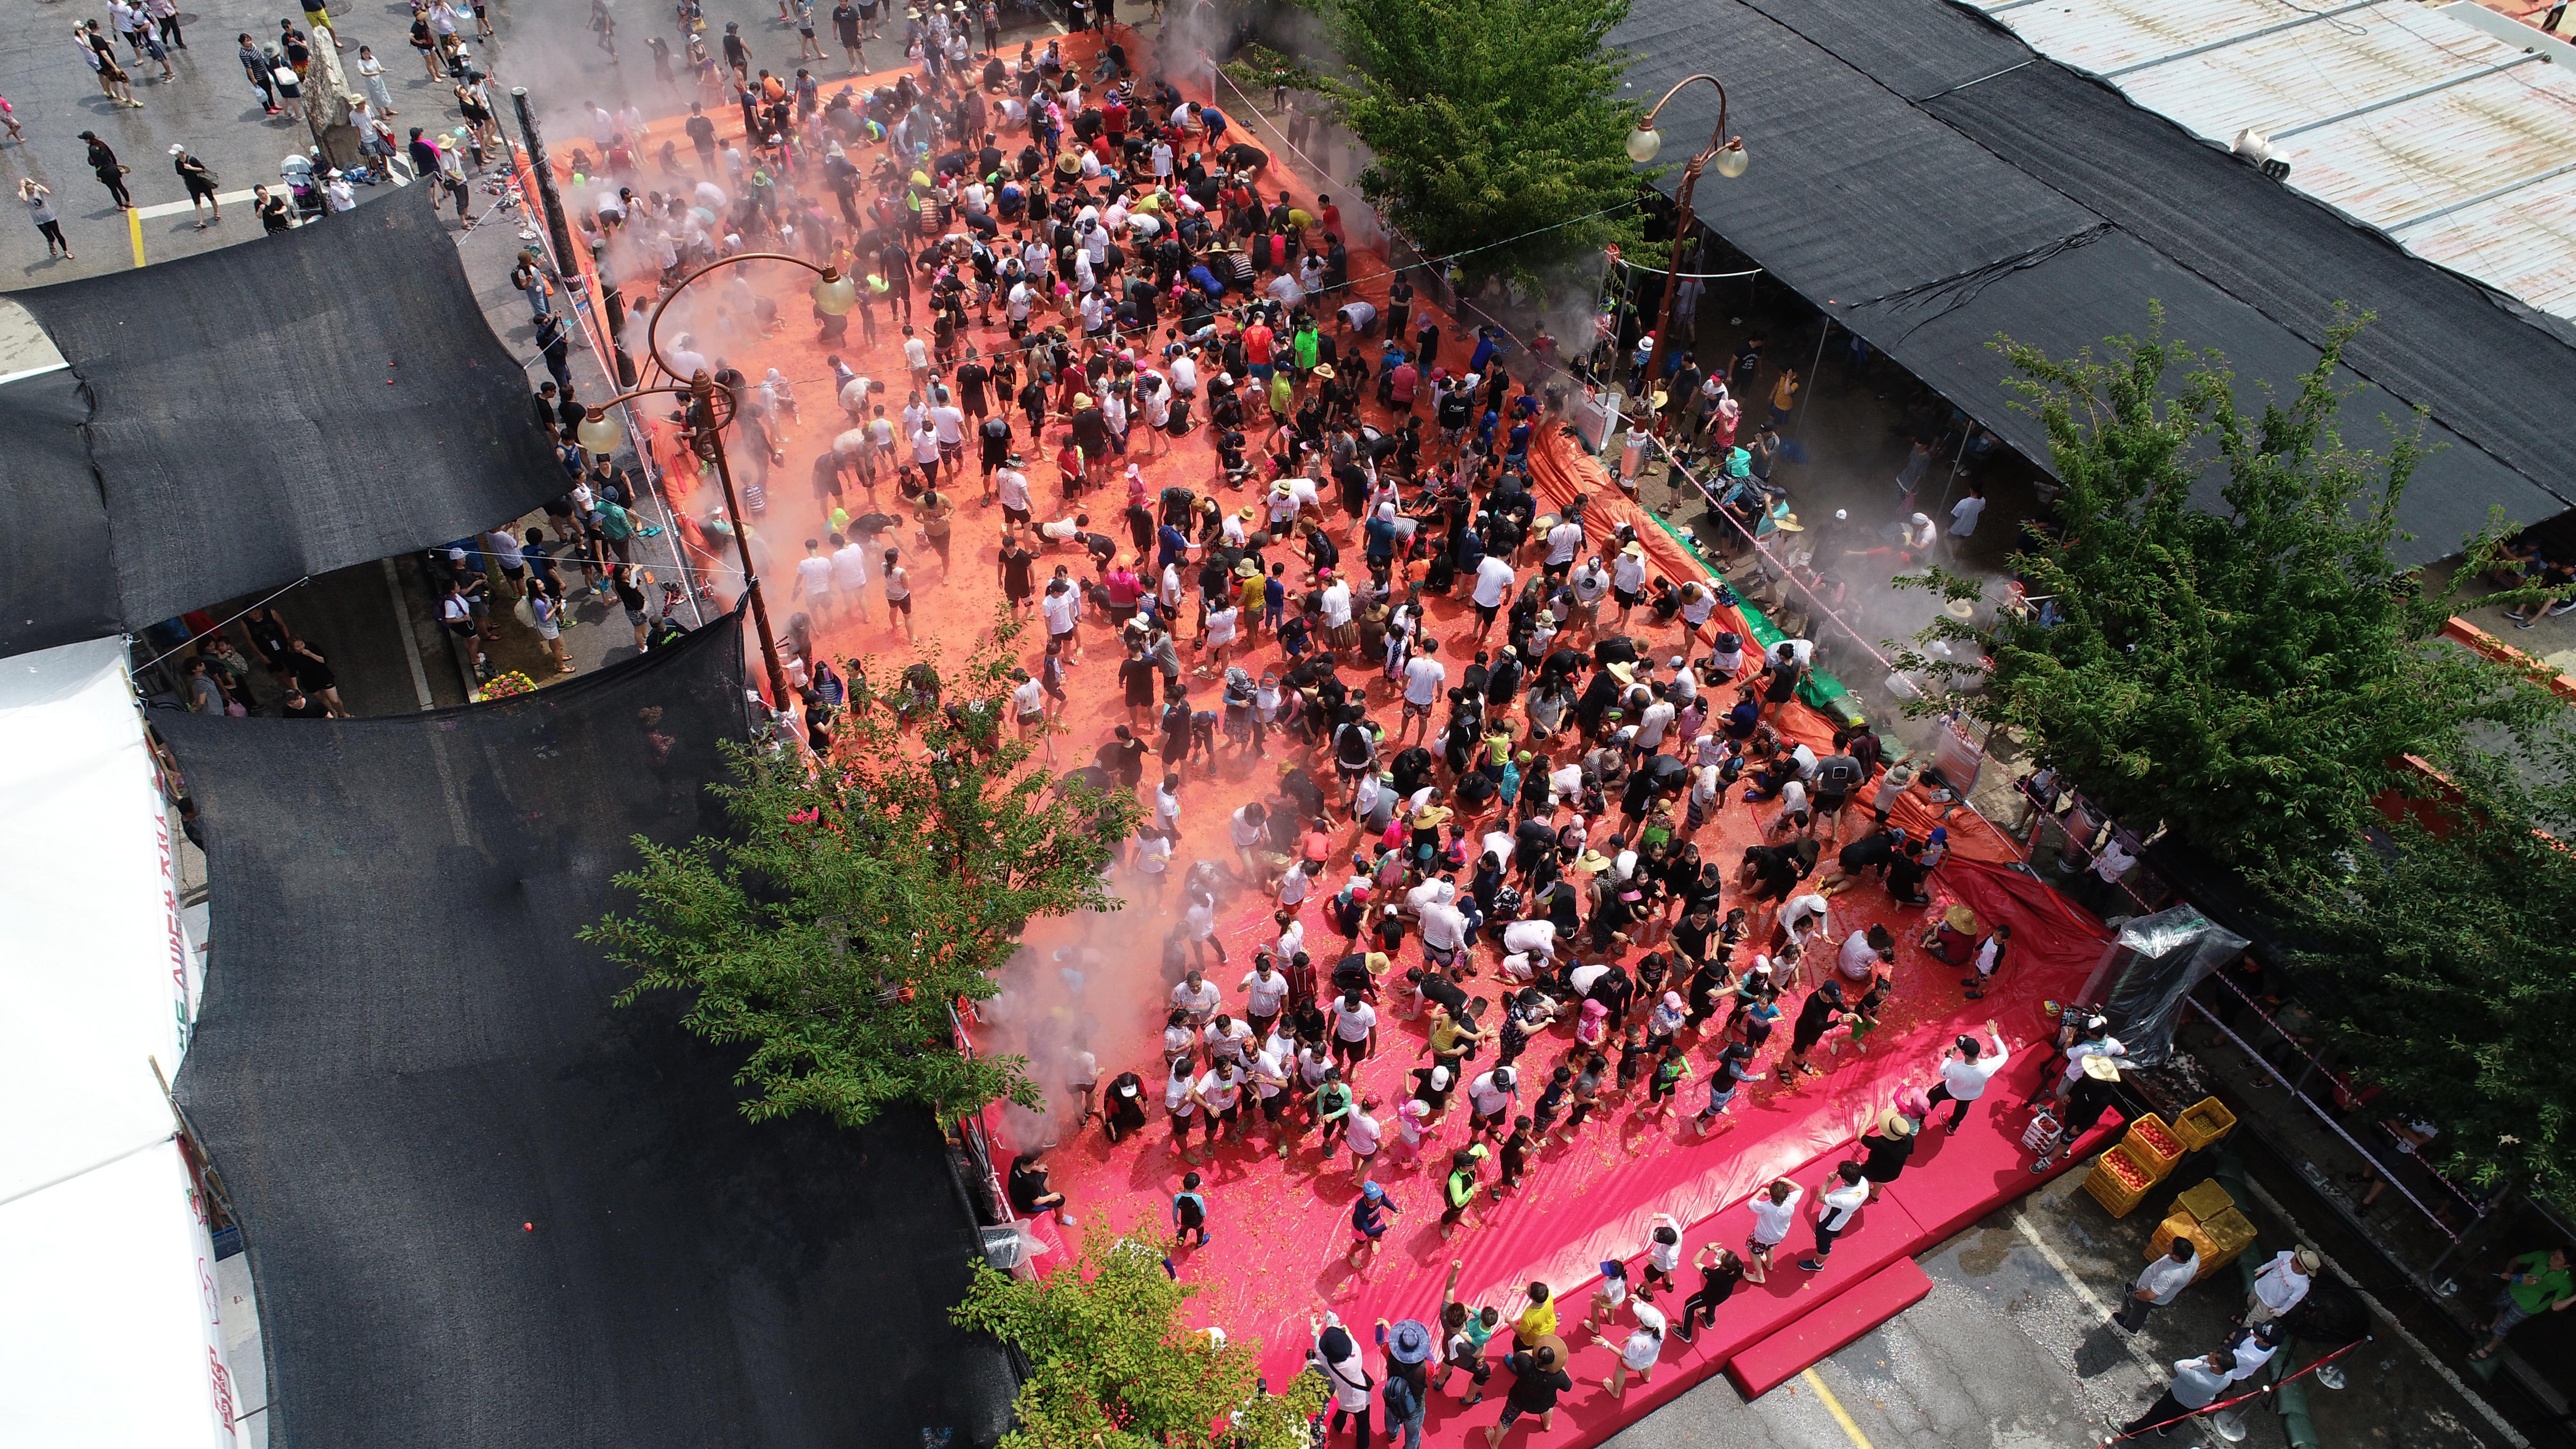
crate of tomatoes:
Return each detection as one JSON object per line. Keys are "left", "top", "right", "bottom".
{"left": 2082, "top": 1144, "right": 2158, "bottom": 1217}
{"left": 2123, "top": 1114, "right": 2185, "bottom": 1180}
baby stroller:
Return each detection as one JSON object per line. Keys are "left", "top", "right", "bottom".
{"left": 280, "top": 153, "right": 324, "bottom": 222}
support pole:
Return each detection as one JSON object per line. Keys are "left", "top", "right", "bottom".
{"left": 510, "top": 88, "right": 580, "bottom": 289}
{"left": 705, "top": 432, "right": 792, "bottom": 711}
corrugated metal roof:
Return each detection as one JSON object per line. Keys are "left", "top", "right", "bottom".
{"left": 1969, "top": 0, "right": 2576, "bottom": 321}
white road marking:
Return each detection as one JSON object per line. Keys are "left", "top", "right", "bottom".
{"left": 2008, "top": 1204, "right": 2168, "bottom": 1378}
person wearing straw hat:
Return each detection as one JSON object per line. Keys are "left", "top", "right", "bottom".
{"left": 2245, "top": 1247, "right": 2322, "bottom": 1324}
{"left": 1856, "top": 1103, "right": 1916, "bottom": 1201}
{"left": 1484, "top": 1338, "right": 1572, "bottom": 1448}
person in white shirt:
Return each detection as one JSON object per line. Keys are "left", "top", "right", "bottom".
{"left": 1194, "top": 1060, "right": 1246, "bottom": 1144}
{"left": 1400, "top": 637, "right": 1446, "bottom": 742}
{"left": 1744, "top": 1179, "right": 1802, "bottom": 1284}
{"left": 2220, "top": 1321, "right": 2283, "bottom": 1382}
{"left": 1341, "top": 1094, "right": 1384, "bottom": 1182}
{"left": 1605, "top": 1299, "right": 1666, "bottom": 1400}
{"left": 1610, "top": 544, "right": 1650, "bottom": 628}
{"left": 1635, "top": 691, "right": 1675, "bottom": 752}
{"left": 1420, "top": 895, "right": 1468, "bottom": 968}
{"left": 1928, "top": 1020, "right": 2009, "bottom": 1132}
{"left": 1170, "top": 967, "right": 1221, "bottom": 1026}
{"left": 797, "top": 539, "right": 837, "bottom": 621}
{"left": 1240, "top": 960, "right": 1290, "bottom": 1036}
{"left": 2245, "top": 1248, "right": 2320, "bottom": 1324}
{"left": 830, "top": 534, "right": 874, "bottom": 621}
{"left": 1948, "top": 482, "right": 1986, "bottom": 541}
{"left": 2118, "top": 1237, "right": 2201, "bottom": 1332}
{"left": 1465, "top": 1066, "right": 1516, "bottom": 1138}
{"left": 1797, "top": 1161, "right": 1870, "bottom": 1271}
{"left": 1500, "top": 917, "right": 1558, "bottom": 963}
{"left": 1039, "top": 576, "right": 1082, "bottom": 653}
{"left": 1470, "top": 554, "right": 1517, "bottom": 637}
{"left": 1279, "top": 861, "right": 1317, "bottom": 911}
{"left": 1775, "top": 893, "right": 1830, "bottom": 974}
{"left": 1328, "top": 989, "right": 1377, "bottom": 1065}
{"left": 1164, "top": 1055, "right": 1204, "bottom": 1163}
{"left": 1545, "top": 515, "right": 1586, "bottom": 573}
{"left": 1202, "top": 1012, "right": 1255, "bottom": 1070}
{"left": 1249, "top": 1041, "right": 1293, "bottom": 1133}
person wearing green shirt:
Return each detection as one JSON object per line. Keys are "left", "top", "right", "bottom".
{"left": 1315, "top": 1067, "right": 1354, "bottom": 1158}
{"left": 1268, "top": 368, "right": 1294, "bottom": 424}
{"left": 1441, "top": 1143, "right": 1488, "bottom": 1240}
{"left": 2473, "top": 1248, "right": 2574, "bottom": 1360}
{"left": 1293, "top": 322, "right": 1320, "bottom": 375}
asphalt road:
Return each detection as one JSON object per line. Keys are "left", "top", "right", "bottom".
{"left": 1607, "top": 1161, "right": 2509, "bottom": 1449}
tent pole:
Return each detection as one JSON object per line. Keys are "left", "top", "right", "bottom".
{"left": 510, "top": 88, "right": 581, "bottom": 296}
{"left": 1938, "top": 422, "right": 1972, "bottom": 509}
{"left": 1794, "top": 317, "right": 1830, "bottom": 437}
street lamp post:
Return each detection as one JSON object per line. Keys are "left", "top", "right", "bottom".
{"left": 574, "top": 252, "right": 858, "bottom": 712}
{"left": 1626, "top": 76, "right": 1749, "bottom": 412}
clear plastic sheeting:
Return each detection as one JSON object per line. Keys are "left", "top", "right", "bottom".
{"left": 2093, "top": 905, "right": 2251, "bottom": 1067}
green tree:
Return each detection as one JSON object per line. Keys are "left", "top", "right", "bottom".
{"left": 584, "top": 613, "right": 1138, "bottom": 1129}
{"left": 1323, "top": 0, "right": 1651, "bottom": 286}
{"left": 2280, "top": 748, "right": 2576, "bottom": 1198}
{"left": 952, "top": 1226, "right": 1326, "bottom": 1449}
{"left": 1895, "top": 307, "right": 2549, "bottom": 875}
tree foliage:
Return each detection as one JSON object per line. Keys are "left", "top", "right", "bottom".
{"left": 1895, "top": 307, "right": 2548, "bottom": 875}
{"left": 952, "top": 1226, "right": 1326, "bottom": 1449}
{"left": 2280, "top": 747, "right": 2576, "bottom": 1198}
{"left": 584, "top": 612, "right": 1139, "bottom": 1129}
{"left": 1892, "top": 306, "right": 2573, "bottom": 1193}
{"left": 1321, "top": 0, "right": 1652, "bottom": 286}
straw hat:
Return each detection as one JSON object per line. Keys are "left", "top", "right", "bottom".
{"left": 1620, "top": 540, "right": 1644, "bottom": 557}
{"left": 1073, "top": 393, "right": 1094, "bottom": 408}
{"left": 1774, "top": 513, "right": 1804, "bottom": 532}
{"left": 1944, "top": 598, "right": 1977, "bottom": 620}
{"left": 1312, "top": 363, "right": 1336, "bottom": 380}
{"left": 1234, "top": 558, "right": 1261, "bottom": 579}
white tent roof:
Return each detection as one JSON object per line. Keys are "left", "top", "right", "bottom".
{"left": 0, "top": 636, "right": 237, "bottom": 1448}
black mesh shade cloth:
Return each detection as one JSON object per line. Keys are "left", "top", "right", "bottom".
{"left": 0, "top": 185, "right": 563, "bottom": 657}
{"left": 1611, "top": 0, "right": 2576, "bottom": 561}
{"left": 162, "top": 618, "right": 1014, "bottom": 1449}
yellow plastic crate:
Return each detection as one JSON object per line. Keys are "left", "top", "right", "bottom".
{"left": 2123, "top": 1114, "right": 2186, "bottom": 1180}
{"left": 2173, "top": 1096, "right": 2238, "bottom": 1151}
{"left": 2082, "top": 1144, "right": 2157, "bottom": 1218}
{"left": 2174, "top": 1179, "right": 2237, "bottom": 1223}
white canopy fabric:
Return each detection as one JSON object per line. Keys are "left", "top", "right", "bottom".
{"left": 0, "top": 636, "right": 238, "bottom": 1447}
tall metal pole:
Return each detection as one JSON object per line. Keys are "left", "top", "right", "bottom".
{"left": 1793, "top": 318, "right": 1830, "bottom": 439}
{"left": 1647, "top": 160, "right": 1703, "bottom": 420}
{"left": 510, "top": 87, "right": 580, "bottom": 286}
{"left": 702, "top": 424, "right": 793, "bottom": 710}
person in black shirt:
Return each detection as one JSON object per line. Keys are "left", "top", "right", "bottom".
{"left": 1490, "top": 1344, "right": 1573, "bottom": 1442}
{"left": 1784, "top": 980, "right": 1845, "bottom": 1080}
{"left": 1095, "top": 727, "right": 1151, "bottom": 790}
{"left": 1671, "top": 1245, "right": 1743, "bottom": 1342}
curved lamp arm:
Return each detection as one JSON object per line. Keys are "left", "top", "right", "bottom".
{"left": 1627, "top": 73, "right": 1748, "bottom": 177}
{"left": 641, "top": 251, "right": 858, "bottom": 387}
